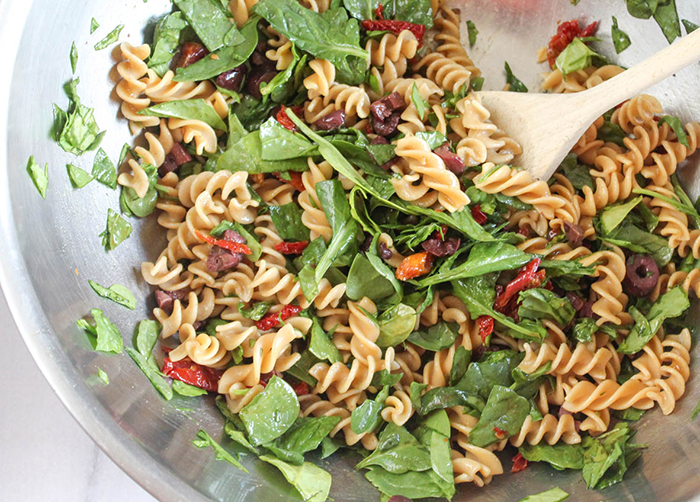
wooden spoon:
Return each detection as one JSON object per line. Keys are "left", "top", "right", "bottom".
{"left": 476, "top": 28, "right": 700, "bottom": 180}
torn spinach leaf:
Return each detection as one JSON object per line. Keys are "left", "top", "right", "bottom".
{"left": 466, "top": 385, "right": 530, "bottom": 447}
{"left": 259, "top": 117, "right": 317, "bottom": 160}
{"left": 612, "top": 16, "right": 631, "bottom": 53}
{"left": 126, "top": 347, "right": 173, "bottom": 400}
{"left": 518, "top": 288, "right": 575, "bottom": 327}
{"left": 148, "top": 12, "right": 189, "bottom": 76}
{"left": 467, "top": 20, "right": 478, "bottom": 47}
{"left": 94, "top": 24, "right": 123, "bottom": 50}
{"left": 218, "top": 130, "right": 309, "bottom": 174}
{"left": 88, "top": 280, "right": 136, "bottom": 309}
{"left": 100, "top": 209, "right": 132, "bottom": 250}
{"left": 26, "top": 156, "right": 48, "bottom": 199}
{"left": 239, "top": 376, "right": 300, "bottom": 446}
{"left": 260, "top": 455, "right": 331, "bottom": 502}
{"left": 193, "top": 429, "right": 248, "bottom": 472}
{"left": 140, "top": 99, "right": 228, "bottom": 131}
{"left": 54, "top": 79, "right": 104, "bottom": 156}
{"left": 556, "top": 38, "right": 607, "bottom": 76}
{"left": 269, "top": 203, "right": 310, "bottom": 242}
{"left": 67, "top": 163, "right": 93, "bottom": 188}
{"left": 659, "top": 115, "right": 689, "bottom": 147}
{"left": 172, "top": 0, "right": 241, "bottom": 53}
{"left": 505, "top": 62, "right": 528, "bottom": 92}
{"left": 91, "top": 148, "right": 117, "bottom": 189}
{"left": 519, "top": 442, "right": 584, "bottom": 471}
{"left": 407, "top": 322, "right": 459, "bottom": 351}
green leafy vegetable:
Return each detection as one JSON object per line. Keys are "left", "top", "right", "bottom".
{"left": 455, "top": 349, "right": 523, "bottom": 399}
{"left": 309, "top": 317, "right": 342, "bottom": 363}
{"left": 135, "top": 319, "right": 160, "bottom": 360}
{"left": 557, "top": 153, "right": 593, "bottom": 190}
{"left": 259, "top": 455, "right": 331, "bottom": 502}
{"left": 407, "top": 322, "right": 459, "bottom": 351}
{"left": 265, "top": 416, "right": 341, "bottom": 464}
{"left": 653, "top": 0, "right": 681, "bottom": 44}
{"left": 351, "top": 386, "right": 389, "bottom": 434}
{"left": 556, "top": 38, "right": 606, "bottom": 76}
{"left": 218, "top": 130, "right": 309, "bottom": 174}
{"left": 238, "top": 301, "right": 273, "bottom": 321}
{"left": 572, "top": 317, "right": 598, "bottom": 343}
{"left": 126, "top": 347, "right": 173, "bottom": 400}
{"left": 26, "top": 156, "right": 48, "bottom": 199}
{"left": 88, "top": 280, "right": 136, "bottom": 309}
{"left": 97, "top": 368, "right": 109, "bottom": 385}
{"left": 450, "top": 346, "right": 471, "bottom": 386}
{"left": 70, "top": 42, "right": 78, "bottom": 73}
{"left": 53, "top": 79, "right": 104, "bottom": 156}
{"left": 268, "top": 203, "right": 310, "bottom": 242}
{"left": 140, "top": 100, "right": 227, "bottom": 131}
{"left": 382, "top": 0, "right": 434, "bottom": 27}
{"left": 504, "top": 62, "right": 528, "bottom": 92}
{"left": 67, "top": 164, "right": 93, "bottom": 188}
{"left": 173, "top": 380, "right": 208, "bottom": 397}
{"left": 347, "top": 254, "right": 400, "bottom": 303}
{"left": 518, "top": 488, "right": 570, "bottom": 502}
{"left": 582, "top": 422, "right": 646, "bottom": 489}
{"left": 357, "top": 422, "right": 432, "bottom": 473}
{"left": 613, "top": 408, "right": 646, "bottom": 421}
{"left": 612, "top": 16, "right": 631, "bottom": 53}
{"left": 659, "top": 115, "right": 689, "bottom": 147}
{"left": 259, "top": 118, "right": 317, "bottom": 160}
{"left": 90, "top": 18, "right": 99, "bottom": 33}
{"left": 411, "top": 82, "right": 427, "bottom": 118}
{"left": 342, "top": 0, "right": 379, "bottom": 20}
{"left": 519, "top": 442, "right": 584, "bottom": 470}
{"left": 598, "top": 109, "right": 627, "bottom": 146}
{"left": 618, "top": 286, "right": 689, "bottom": 353}
{"left": 683, "top": 19, "right": 699, "bottom": 33}
{"left": 469, "top": 385, "right": 530, "bottom": 447}
{"left": 602, "top": 220, "right": 673, "bottom": 267}
{"left": 94, "top": 24, "right": 124, "bottom": 50}
{"left": 172, "top": 0, "right": 240, "bottom": 52}
{"left": 91, "top": 148, "right": 117, "bottom": 189}
{"left": 252, "top": 0, "right": 368, "bottom": 84}
{"left": 376, "top": 303, "right": 417, "bottom": 347}
{"left": 239, "top": 376, "right": 300, "bottom": 446}
{"left": 100, "top": 209, "right": 132, "bottom": 250}
{"left": 518, "top": 288, "right": 575, "bottom": 326}
{"left": 78, "top": 309, "right": 123, "bottom": 353}
{"left": 600, "top": 196, "right": 642, "bottom": 234}
{"left": 467, "top": 20, "right": 478, "bottom": 47}
{"left": 192, "top": 429, "right": 248, "bottom": 472}
{"left": 148, "top": 12, "right": 189, "bottom": 76}
{"left": 419, "top": 387, "right": 483, "bottom": 416}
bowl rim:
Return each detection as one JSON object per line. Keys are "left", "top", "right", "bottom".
{"left": 0, "top": 2, "right": 207, "bottom": 500}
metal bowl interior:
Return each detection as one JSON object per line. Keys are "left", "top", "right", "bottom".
{"left": 2, "top": 0, "right": 700, "bottom": 501}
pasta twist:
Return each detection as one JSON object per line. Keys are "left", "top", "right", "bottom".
{"left": 612, "top": 94, "right": 663, "bottom": 134}
{"left": 299, "top": 158, "right": 333, "bottom": 242}
{"left": 413, "top": 52, "right": 471, "bottom": 94}
{"left": 580, "top": 246, "right": 631, "bottom": 326}
{"left": 304, "top": 84, "right": 371, "bottom": 123}
{"left": 380, "top": 386, "right": 414, "bottom": 426}
{"left": 366, "top": 31, "right": 418, "bottom": 67}
{"left": 170, "top": 323, "right": 231, "bottom": 368}
{"left": 562, "top": 377, "right": 661, "bottom": 413}
{"left": 508, "top": 414, "right": 580, "bottom": 447}
{"left": 304, "top": 59, "right": 336, "bottom": 99}
{"left": 142, "top": 69, "right": 214, "bottom": 103}
{"left": 649, "top": 183, "right": 691, "bottom": 249}
{"left": 116, "top": 43, "right": 158, "bottom": 134}
{"left": 229, "top": 0, "right": 258, "bottom": 27}
{"left": 433, "top": 5, "right": 480, "bottom": 77}
{"left": 519, "top": 340, "right": 616, "bottom": 382}
{"left": 141, "top": 256, "right": 192, "bottom": 291}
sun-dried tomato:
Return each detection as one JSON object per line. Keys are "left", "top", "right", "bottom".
{"left": 493, "top": 427, "right": 507, "bottom": 439}
{"left": 362, "top": 20, "right": 426, "bottom": 46}
{"left": 471, "top": 205, "right": 488, "bottom": 225}
{"left": 195, "top": 231, "right": 252, "bottom": 255}
{"left": 511, "top": 453, "right": 529, "bottom": 473}
{"left": 272, "top": 171, "right": 305, "bottom": 192}
{"left": 276, "top": 105, "right": 304, "bottom": 132}
{"left": 476, "top": 315, "right": 494, "bottom": 343}
{"left": 494, "top": 258, "right": 542, "bottom": 309}
{"left": 375, "top": 3, "right": 384, "bottom": 20}
{"left": 255, "top": 304, "right": 303, "bottom": 331}
{"left": 162, "top": 357, "right": 223, "bottom": 392}
{"left": 274, "top": 241, "right": 309, "bottom": 255}
{"left": 395, "top": 252, "right": 435, "bottom": 281}
{"left": 546, "top": 19, "right": 598, "bottom": 68}
{"left": 290, "top": 381, "right": 310, "bottom": 396}
{"left": 517, "top": 227, "right": 530, "bottom": 238}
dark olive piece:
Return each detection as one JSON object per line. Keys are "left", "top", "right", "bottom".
{"left": 623, "top": 254, "right": 659, "bottom": 297}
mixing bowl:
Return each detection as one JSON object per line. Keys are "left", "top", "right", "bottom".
{"left": 2, "top": 0, "right": 700, "bottom": 500}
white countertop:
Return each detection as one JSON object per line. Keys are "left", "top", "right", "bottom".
{"left": 0, "top": 292, "right": 155, "bottom": 502}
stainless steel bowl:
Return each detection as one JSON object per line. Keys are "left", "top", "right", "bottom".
{"left": 2, "top": 0, "right": 700, "bottom": 500}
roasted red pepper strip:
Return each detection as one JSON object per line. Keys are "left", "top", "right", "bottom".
{"left": 471, "top": 205, "right": 488, "bottom": 225}
{"left": 396, "top": 252, "right": 435, "bottom": 281}
{"left": 195, "top": 230, "right": 252, "bottom": 255}
{"left": 256, "top": 304, "right": 303, "bottom": 331}
{"left": 494, "top": 258, "right": 542, "bottom": 309}
{"left": 477, "top": 315, "right": 494, "bottom": 343}
{"left": 272, "top": 171, "right": 305, "bottom": 192}
{"left": 274, "top": 241, "right": 309, "bottom": 255}
{"left": 162, "top": 357, "right": 223, "bottom": 392}
{"left": 375, "top": 3, "right": 384, "bottom": 20}
{"left": 546, "top": 19, "right": 598, "bottom": 68}
{"left": 362, "top": 20, "right": 426, "bottom": 45}
{"left": 511, "top": 453, "right": 529, "bottom": 473}
{"left": 493, "top": 426, "right": 507, "bottom": 439}
{"left": 276, "top": 105, "right": 304, "bottom": 132}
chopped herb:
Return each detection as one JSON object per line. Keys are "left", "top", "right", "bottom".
{"left": 94, "top": 24, "right": 124, "bottom": 50}
{"left": 173, "top": 380, "right": 209, "bottom": 397}
{"left": 26, "top": 156, "right": 48, "bottom": 199}
{"left": 411, "top": 82, "right": 427, "bottom": 118}
{"left": 466, "top": 20, "right": 478, "bottom": 47}
{"left": 53, "top": 79, "right": 104, "bottom": 156}
{"left": 518, "top": 487, "right": 569, "bottom": 502}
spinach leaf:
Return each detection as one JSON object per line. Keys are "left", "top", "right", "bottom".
{"left": 309, "top": 317, "right": 342, "bottom": 363}
{"left": 223, "top": 420, "right": 259, "bottom": 454}
{"left": 268, "top": 203, "right": 311, "bottom": 242}
{"left": 94, "top": 24, "right": 123, "bottom": 50}
{"left": 407, "top": 322, "right": 459, "bottom": 351}
{"left": 653, "top": 0, "right": 681, "bottom": 44}
{"left": 78, "top": 309, "right": 123, "bottom": 353}
{"left": 519, "top": 442, "right": 584, "bottom": 470}
{"left": 135, "top": 319, "right": 160, "bottom": 360}
{"left": 598, "top": 109, "right": 627, "bottom": 146}
{"left": 518, "top": 487, "right": 570, "bottom": 502}
{"left": 449, "top": 346, "right": 471, "bottom": 386}
{"left": 572, "top": 317, "right": 598, "bottom": 343}
{"left": 556, "top": 38, "right": 607, "bottom": 76}
{"left": 67, "top": 163, "right": 93, "bottom": 188}
{"left": 149, "top": 12, "right": 189, "bottom": 76}
{"left": 126, "top": 347, "right": 173, "bottom": 400}
{"left": 230, "top": 95, "right": 276, "bottom": 132}
{"left": 670, "top": 175, "right": 700, "bottom": 227}
{"left": 286, "top": 350, "right": 320, "bottom": 386}
{"left": 96, "top": 368, "right": 109, "bottom": 385}
{"left": 602, "top": 221, "right": 673, "bottom": 267}
{"left": 382, "top": 0, "right": 434, "bottom": 27}
{"left": 357, "top": 422, "right": 432, "bottom": 473}
{"left": 261, "top": 49, "right": 306, "bottom": 102}
{"left": 346, "top": 254, "right": 399, "bottom": 303}
{"left": 612, "top": 16, "right": 631, "bottom": 53}
{"left": 259, "top": 117, "right": 317, "bottom": 160}
{"left": 351, "top": 386, "right": 389, "bottom": 434}
{"left": 70, "top": 42, "right": 78, "bottom": 74}
{"left": 613, "top": 408, "right": 646, "bottom": 421}
{"left": 505, "top": 62, "right": 528, "bottom": 92}
{"left": 90, "top": 18, "right": 99, "bottom": 33}
{"left": 266, "top": 416, "right": 341, "bottom": 464}
{"left": 239, "top": 301, "right": 273, "bottom": 321}
{"left": 659, "top": 115, "right": 689, "bottom": 147}
{"left": 260, "top": 455, "right": 332, "bottom": 502}
{"left": 411, "top": 83, "right": 427, "bottom": 118}
{"left": 371, "top": 370, "right": 404, "bottom": 387}
{"left": 518, "top": 288, "right": 575, "bottom": 326}
{"left": 239, "top": 376, "right": 300, "bottom": 445}
{"left": 100, "top": 209, "right": 132, "bottom": 250}
{"left": 600, "top": 196, "right": 642, "bottom": 234}
{"left": 511, "top": 362, "right": 553, "bottom": 400}
{"left": 626, "top": 0, "right": 656, "bottom": 19}
{"left": 376, "top": 303, "right": 417, "bottom": 347}
{"left": 413, "top": 411, "right": 454, "bottom": 493}
{"left": 342, "top": 0, "right": 379, "bottom": 20}
{"left": 172, "top": 0, "right": 240, "bottom": 52}
{"left": 683, "top": 19, "right": 699, "bottom": 33}
{"left": 467, "top": 20, "right": 478, "bottom": 47}
{"left": 415, "top": 131, "right": 448, "bottom": 151}
{"left": 175, "top": 17, "right": 259, "bottom": 82}
{"left": 332, "top": 139, "right": 392, "bottom": 179}
{"left": 419, "top": 387, "right": 484, "bottom": 415}
{"left": 468, "top": 385, "right": 530, "bottom": 447}
{"left": 617, "top": 286, "right": 689, "bottom": 353}
{"left": 635, "top": 185, "right": 700, "bottom": 229}
{"left": 540, "top": 259, "right": 595, "bottom": 278}
{"left": 455, "top": 349, "right": 523, "bottom": 399}
{"left": 364, "top": 467, "right": 455, "bottom": 500}
{"left": 253, "top": 0, "right": 369, "bottom": 84}
{"left": 218, "top": 130, "right": 309, "bottom": 174}
{"left": 417, "top": 242, "right": 531, "bottom": 286}
{"left": 140, "top": 100, "right": 227, "bottom": 131}
{"left": 557, "top": 153, "right": 593, "bottom": 190}
{"left": 26, "top": 157, "right": 48, "bottom": 199}
{"left": 582, "top": 422, "right": 645, "bottom": 489}
{"left": 91, "top": 148, "right": 117, "bottom": 189}
{"left": 452, "top": 276, "right": 547, "bottom": 343}
{"left": 88, "top": 280, "right": 136, "bottom": 310}
{"left": 470, "top": 76, "right": 485, "bottom": 91}
{"left": 193, "top": 429, "right": 248, "bottom": 472}
{"left": 173, "top": 380, "right": 208, "bottom": 397}
{"left": 321, "top": 437, "right": 343, "bottom": 458}
{"left": 54, "top": 79, "right": 104, "bottom": 156}
{"left": 210, "top": 220, "right": 263, "bottom": 261}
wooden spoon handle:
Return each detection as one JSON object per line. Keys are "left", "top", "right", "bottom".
{"left": 575, "top": 28, "right": 700, "bottom": 116}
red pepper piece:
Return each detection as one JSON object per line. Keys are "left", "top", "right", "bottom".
{"left": 362, "top": 20, "right": 426, "bottom": 46}
{"left": 162, "top": 357, "right": 223, "bottom": 392}
{"left": 272, "top": 171, "right": 305, "bottom": 192}
{"left": 375, "top": 3, "right": 384, "bottom": 20}
{"left": 511, "top": 453, "right": 529, "bottom": 473}
{"left": 493, "top": 427, "right": 507, "bottom": 439}
{"left": 255, "top": 304, "right": 303, "bottom": 331}
{"left": 580, "top": 21, "right": 598, "bottom": 38}
{"left": 274, "top": 241, "right": 309, "bottom": 255}
{"left": 195, "top": 230, "right": 252, "bottom": 255}
{"left": 494, "top": 258, "right": 542, "bottom": 309}
{"left": 276, "top": 105, "right": 304, "bottom": 132}
{"left": 471, "top": 205, "right": 488, "bottom": 225}
{"left": 477, "top": 315, "right": 494, "bottom": 343}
